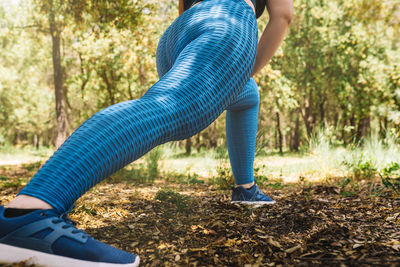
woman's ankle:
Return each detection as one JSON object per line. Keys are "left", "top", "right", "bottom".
{"left": 236, "top": 181, "right": 255, "bottom": 189}
{"left": 6, "top": 195, "right": 53, "bottom": 210}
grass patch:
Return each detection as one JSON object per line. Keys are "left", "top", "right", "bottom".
{"left": 1, "top": 178, "right": 27, "bottom": 189}
{"left": 342, "top": 154, "right": 377, "bottom": 181}
{"left": 71, "top": 205, "right": 98, "bottom": 216}
{"left": 22, "top": 161, "right": 42, "bottom": 172}
{"left": 166, "top": 172, "right": 204, "bottom": 185}
{"left": 155, "top": 188, "right": 192, "bottom": 211}
{"left": 380, "top": 161, "right": 400, "bottom": 194}
{"left": 263, "top": 181, "right": 286, "bottom": 189}
{"left": 340, "top": 191, "right": 358, "bottom": 197}
{"left": 110, "top": 147, "right": 163, "bottom": 184}
{"left": 209, "top": 160, "right": 234, "bottom": 190}
{"left": 110, "top": 165, "right": 148, "bottom": 184}
{"left": 1, "top": 133, "right": 399, "bottom": 193}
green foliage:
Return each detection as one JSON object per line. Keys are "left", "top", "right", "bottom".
{"left": 34, "top": 0, "right": 146, "bottom": 30}
{"left": 340, "top": 191, "right": 357, "bottom": 197}
{"left": 298, "top": 176, "right": 313, "bottom": 195}
{"left": 166, "top": 172, "right": 204, "bottom": 185}
{"left": 109, "top": 148, "right": 162, "bottom": 184}
{"left": 254, "top": 166, "right": 268, "bottom": 183}
{"left": 339, "top": 177, "right": 352, "bottom": 188}
{"left": 1, "top": 178, "right": 24, "bottom": 188}
{"left": 71, "top": 205, "right": 97, "bottom": 216}
{"left": 155, "top": 188, "right": 191, "bottom": 211}
{"left": 256, "top": 0, "right": 399, "bottom": 151}
{"left": 214, "top": 146, "right": 228, "bottom": 160}
{"left": 0, "top": 0, "right": 164, "bottom": 146}
{"left": 110, "top": 167, "right": 144, "bottom": 184}
{"left": 210, "top": 161, "right": 234, "bottom": 190}
{"left": 146, "top": 148, "right": 162, "bottom": 182}
{"left": 185, "top": 173, "right": 204, "bottom": 184}
{"left": 1, "top": 0, "right": 399, "bottom": 155}
{"left": 337, "top": 177, "right": 358, "bottom": 197}
{"left": 110, "top": 164, "right": 154, "bottom": 184}
{"left": 342, "top": 153, "right": 377, "bottom": 180}
{"left": 0, "top": 0, "right": 54, "bottom": 146}
{"left": 341, "top": 133, "right": 400, "bottom": 181}
{"left": 264, "top": 181, "right": 285, "bottom": 190}
{"left": 379, "top": 161, "right": 400, "bottom": 194}
{"left": 22, "top": 161, "right": 42, "bottom": 172}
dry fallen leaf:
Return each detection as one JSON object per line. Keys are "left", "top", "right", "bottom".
{"left": 267, "top": 237, "right": 282, "bottom": 249}
{"left": 285, "top": 245, "right": 301, "bottom": 254}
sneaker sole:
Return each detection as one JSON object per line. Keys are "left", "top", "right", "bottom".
{"left": 0, "top": 243, "right": 140, "bottom": 267}
{"left": 231, "top": 200, "right": 276, "bottom": 205}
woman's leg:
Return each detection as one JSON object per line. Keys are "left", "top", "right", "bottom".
{"left": 226, "top": 78, "right": 259, "bottom": 186}
{"left": 1, "top": 1, "right": 257, "bottom": 264}
{"left": 16, "top": 0, "right": 258, "bottom": 213}
{"left": 227, "top": 79, "right": 275, "bottom": 204}
{"left": 1, "top": 1, "right": 260, "bottom": 264}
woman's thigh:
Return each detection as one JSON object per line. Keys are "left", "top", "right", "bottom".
{"left": 146, "top": 0, "right": 258, "bottom": 140}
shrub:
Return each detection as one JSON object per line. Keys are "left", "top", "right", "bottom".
{"left": 380, "top": 162, "right": 400, "bottom": 194}
{"left": 155, "top": 189, "right": 191, "bottom": 211}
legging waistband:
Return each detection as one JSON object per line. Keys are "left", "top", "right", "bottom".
{"left": 190, "top": 0, "right": 256, "bottom": 10}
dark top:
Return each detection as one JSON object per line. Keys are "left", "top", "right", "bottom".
{"left": 183, "top": 0, "right": 266, "bottom": 19}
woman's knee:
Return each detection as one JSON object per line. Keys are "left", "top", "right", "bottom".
{"left": 226, "top": 78, "right": 259, "bottom": 111}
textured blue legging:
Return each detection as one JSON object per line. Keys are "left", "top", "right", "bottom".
{"left": 19, "top": 0, "right": 258, "bottom": 212}
{"left": 226, "top": 78, "right": 259, "bottom": 185}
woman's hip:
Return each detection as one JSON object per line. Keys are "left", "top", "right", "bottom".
{"left": 156, "top": 0, "right": 258, "bottom": 78}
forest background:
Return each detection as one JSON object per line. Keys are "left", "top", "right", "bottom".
{"left": 0, "top": 0, "right": 399, "bottom": 185}
{"left": 1, "top": 1, "right": 400, "bottom": 265}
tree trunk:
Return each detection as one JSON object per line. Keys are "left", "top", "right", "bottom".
{"left": 349, "top": 114, "right": 356, "bottom": 143}
{"left": 195, "top": 133, "right": 203, "bottom": 152}
{"left": 319, "top": 96, "right": 326, "bottom": 128}
{"left": 209, "top": 123, "right": 218, "bottom": 148}
{"left": 356, "top": 116, "right": 370, "bottom": 142}
{"left": 34, "top": 134, "right": 39, "bottom": 149}
{"left": 139, "top": 64, "right": 147, "bottom": 86}
{"left": 276, "top": 112, "right": 283, "bottom": 155}
{"left": 101, "top": 70, "right": 115, "bottom": 105}
{"left": 274, "top": 122, "right": 278, "bottom": 150}
{"left": 49, "top": 2, "right": 69, "bottom": 148}
{"left": 341, "top": 118, "right": 348, "bottom": 146}
{"left": 127, "top": 80, "right": 134, "bottom": 100}
{"left": 13, "top": 131, "right": 19, "bottom": 146}
{"left": 185, "top": 138, "right": 192, "bottom": 155}
{"left": 290, "top": 115, "right": 300, "bottom": 152}
{"left": 300, "top": 89, "right": 314, "bottom": 138}
{"left": 78, "top": 52, "right": 90, "bottom": 96}
{"left": 379, "top": 117, "right": 388, "bottom": 139}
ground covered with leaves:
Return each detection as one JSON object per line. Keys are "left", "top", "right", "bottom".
{"left": 1, "top": 164, "right": 400, "bottom": 266}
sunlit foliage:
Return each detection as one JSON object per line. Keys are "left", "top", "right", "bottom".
{"left": 0, "top": 0, "right": 398, "bottom": 151}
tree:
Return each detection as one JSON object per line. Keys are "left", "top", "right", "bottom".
{"left": 34, "top": 0, "right": 146, "bottom": 147}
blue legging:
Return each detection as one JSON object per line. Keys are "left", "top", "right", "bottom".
{"left": 226, "top": 78, "right": 259, "bottom": 185}
{"left": 19, "top": 0, "right": 258, "bottom": 212}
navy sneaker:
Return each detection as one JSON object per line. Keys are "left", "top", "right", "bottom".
{"left": 231, "top": 184, "right": 276, "bottom": 205}
{"left": 0, "top": 206, "right": 139, "bottom": 266}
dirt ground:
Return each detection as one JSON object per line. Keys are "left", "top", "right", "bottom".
{"left": 1, "top": 164, "right": 400, "bottom": 267}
